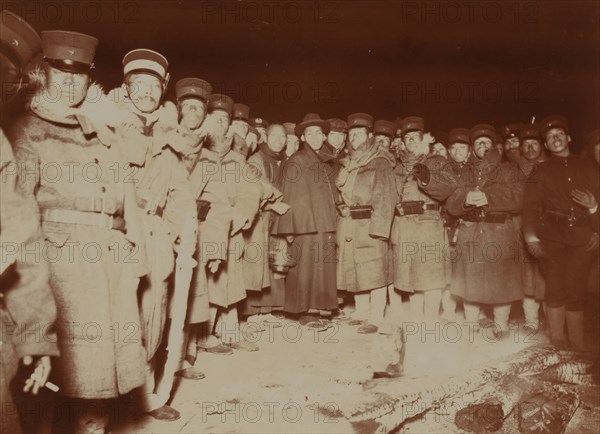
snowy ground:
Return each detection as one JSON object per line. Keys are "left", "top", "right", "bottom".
{"left": 112, "top": 302, "right": 599, "bottom": 433}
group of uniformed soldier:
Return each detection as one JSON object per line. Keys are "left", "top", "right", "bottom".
{"left": 1, "top": 11, "right": 599, "bottom": 434}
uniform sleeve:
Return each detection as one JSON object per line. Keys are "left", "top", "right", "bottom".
{"left": 1, "top": 129, "right": 59, "bottom": 358}
{"left": 445, "top": 186, "right": 473, "bottom": 217}
{"left": 233, "top": 160, "right": 263, "bottom": 228}
{"left": 369, "top": 158, "right": 397, "bottom": 239}
{"left": 481, "top": 163, "right": 524, "bottom": 213}
{"left": 522, "top": 165, "right": 545, "bottom": 239}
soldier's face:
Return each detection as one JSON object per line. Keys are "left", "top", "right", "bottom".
{"left": 285, "top": 135, "right": 299, "bottom": 157}
{"left": 327, "top": 131, "right": 346, "bottom": 150}
{"left": 473, "top": 137, "right": 493, "bottom": 159}
{"left": 521, "top": 139, "right": 542, "bottom": 161}
{"left": 302, "top": 126, "right": 325, "bottom": 150}
{"left": 449, "top": 142, "right": 470, "bottom": 163}
{"left": 212, "top": 110, "right": 231, "bottom": 137}
{"left": 231, "top": 120, "right": 249, "bottom": 138}
{"left": 504, "top": 137, "right": 520, "bottom": 152}
{"left": 403, "top": 131, "right": 423, "bottom": 154}
{"left": 125, "top": 73, "right": 163, "bottom": 113}
{"left": 375, "top": 134, "right": 391, "bottom": 150}
{"left": 246, "top": 132, "right": 259, "bottom": 151}
{"left": 45, "top": 64, "right": 90, "bottom": 107}
{"left": 348, "top": 127, "right": 369, "bottom": 150}
{"left": 544, "top": 128, "right": 570, "bottom": 155}
{"left": 179, "top": 98, "right": 206, "bottom": 130}
{"left": 267, "top": 125, "right": 287, "bottom": 153}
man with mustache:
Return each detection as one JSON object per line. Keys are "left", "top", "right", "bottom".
{"left": 445, "top": 124, "right": 524, "bottom": 339}
{"left": 110, "top": 49, "right": 197, "bottom": 421}
{"left": 523, "top": 115, "right": 599, "bottom": 350}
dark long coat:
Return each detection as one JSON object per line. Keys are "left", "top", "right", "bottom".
{"left": 271, "top": 144, "right": 338, "bottom": 313}
{"left": 445, "top": 150, "right": 524, "bottom": 304}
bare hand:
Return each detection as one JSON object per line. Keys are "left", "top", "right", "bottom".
{"left": 23, "top": 356, "right": 51, "bottom": 395}
{"left": 465, "top": 190, "right": 488, "bottom": 207}
{"left": 571, "top": 189, "right": 598, "bottom": 212}
{"left": 207, "top": 259, "right": 222, "bottom": 274}
{"left": 587, "top": 232, "right": 599, "bottom": 251}
{"left": 270, "top": 201, "right": 290, "bottom": 215}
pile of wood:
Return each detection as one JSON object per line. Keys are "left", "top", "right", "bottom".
{"left": 342, "top": 344, "right": 598, "bottom": 434}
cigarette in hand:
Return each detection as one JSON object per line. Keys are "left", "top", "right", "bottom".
{"left": 44, "top": 381, "right": 59, "bottom": 392}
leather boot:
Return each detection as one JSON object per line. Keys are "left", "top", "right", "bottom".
{"left": 545, "top": 306, "right": 567, "bottom": 348}
{"left": 565, "top": 310, "right": 585, "bottom": 351}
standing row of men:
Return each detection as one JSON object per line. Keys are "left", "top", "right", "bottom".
{"left": 1, "top": 12, "right": 599, "bottom": 433}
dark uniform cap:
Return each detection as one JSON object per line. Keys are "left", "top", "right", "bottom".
{"left": 519, "top": 124, "right": 541, "bottom": 142}
{"left": 373, "top": 120, "right": 396, "bottom": 138}
{"left": 175, "top": 77, "right": 212, "bottom": 102}
{"left": 347, "top": 113, "right": 374, "bottom": 130}
{"left": 1, "top": 10, "right": 41, "bottom": 68}
{"left": 247, "top": 125, "right": 260, "bottom": 138}
{"left": 123, "top": 48, "right": 169, "bottom": 81}
{"left": 233, "top": 103, "right": 250, "bottom": 122}
{"left": 250, "top": 117, "right": 269, "bottom": 130}
{"left": 400, "top": 116, "right": 425, "bottom": 134}
{"left": 502, "top": 123, "right": 525, "bottom": 140}
{"left": 327, "top": 118, "right": 348, "bottom": 133}
{"left": 449, "top": 128, "right": 471, "bottom": 145}
{"left": 283, "top": 122, "right": 297, "bottom": 136}
{"left": 470, "top": 124, "right": 496, "bottom": 143}
{"left": 539, "top": 115, "right": 569, "bottom": 137}
{"left": 295, "top": 113, "right": 330, "bottom": 136}
{"left": 207, "top": 93, "right": 234, "bottom": 115}
{"left": 41, "top": 30, "right": 98, "bottom": 73}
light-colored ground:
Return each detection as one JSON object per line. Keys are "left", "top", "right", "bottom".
{"left": 113, "top": 305, "right": 598, "bottom": 433}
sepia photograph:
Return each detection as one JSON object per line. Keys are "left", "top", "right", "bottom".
{"left": 0, "top": 0, "right": 599, "bottom": 433}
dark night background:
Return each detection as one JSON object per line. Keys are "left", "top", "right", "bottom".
{"left": 2, "top": 0, "right": 599, "bottom": 148}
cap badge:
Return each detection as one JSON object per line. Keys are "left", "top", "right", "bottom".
{"left": 68, "top": 49, "right": 75, "bottom": 56}
{"left": 12, "top": 39, "right": 19, "bottom": 47}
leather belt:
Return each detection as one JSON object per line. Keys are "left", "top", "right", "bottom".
{"left": 349, "top": 205, "right": 373, "bottom": 220}
{"left": 462, "top": 211, "right": 512, "bottom": 224}
{"left": 39, "top": 196, "right": 121, "bottom": 214}
{"left": 542, "top": 210, "right": 589, "bottom": 227}
{"left": 136, "top": 197, "right": 164, "bottom": 217}
{"left": 395, "top": 201, "right": 440, "bottom": 217}
{"left": 41, "top": 208, "right": 126, "bottom": 231}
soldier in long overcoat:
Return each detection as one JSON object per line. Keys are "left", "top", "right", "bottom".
{"left": 187, "top": 94, "right": 262, "bottom": 352}
{"left": 109, "top": 49, "right": 197, "bottom": 421}
{"left": 9, "top": 31, "right": 147, "bottom": 432}
{"left": 445, "top": 124, "right": 524, "bottom": 338}
{"left": 391, "top": 117, "right": 452, "bottom": 322}
{"left": 336, "top": 113, "right": 397, "bottom": 334}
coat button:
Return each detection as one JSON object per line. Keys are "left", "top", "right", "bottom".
{"left": 101, "top": 186, "right": 106, "bottom": 192}
{"left": 94, "top": 158, "right": 99, "bottom": 164}
{"left": 567, "top": 177, "right": 571, "bottom": 181}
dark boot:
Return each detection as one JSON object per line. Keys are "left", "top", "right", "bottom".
{"left": 565, "top": 310, "right": 585, "bottom": 351}
{"left": 546, "top": 306, "right": 567, "bottom": 348}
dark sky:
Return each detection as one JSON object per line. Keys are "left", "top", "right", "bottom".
{"left": 3, "top": 0, "right": 600, "bottom": 145}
